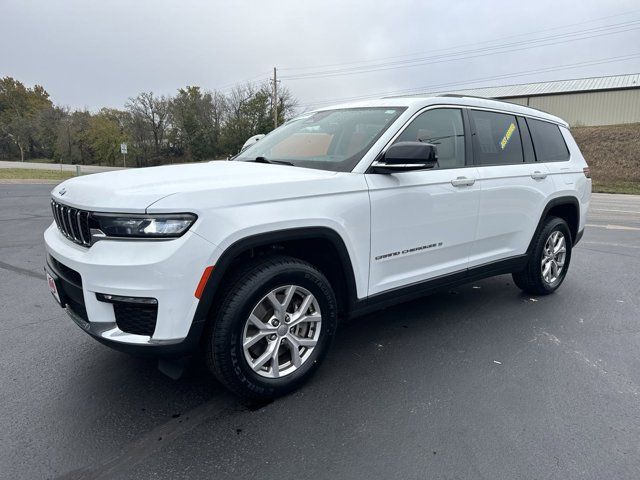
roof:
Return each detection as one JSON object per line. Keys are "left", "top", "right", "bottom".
{"left": 404, "top": 73, "right": 640, "bottom": 99}
{"left": 314, "top": 95, "right": 568, "bottom": 126}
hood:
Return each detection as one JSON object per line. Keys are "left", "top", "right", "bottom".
{"left": 51, "top": 161, "right": 338, "bottom": 212}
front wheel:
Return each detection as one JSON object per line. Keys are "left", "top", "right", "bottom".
{"left": 512, "top": 216, "right": 572, "bottom": 295}
{"left": 205, "top": 256, "right": 337, "bottom": 400}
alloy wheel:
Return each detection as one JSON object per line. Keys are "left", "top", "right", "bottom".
{"left": 541, "top": 230, "right": 566, "bottom": 285}
{"left": 242, "top": 285, "right": 322, "bottom": 379}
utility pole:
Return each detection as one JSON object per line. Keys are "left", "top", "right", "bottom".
{"left": 272, "top": 66, "right": 278, "bottom": 129}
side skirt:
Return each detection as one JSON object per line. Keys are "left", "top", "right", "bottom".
{"left": 349, "top": 255, "right": 528, "bottom": 318}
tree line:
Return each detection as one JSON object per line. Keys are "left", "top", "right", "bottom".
{"left": 0, "top": 76, "right": 297, "bottom": 166}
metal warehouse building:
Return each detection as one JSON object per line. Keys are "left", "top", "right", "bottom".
{"left": 419, "top": 73, "right": 640, "bottom": 127}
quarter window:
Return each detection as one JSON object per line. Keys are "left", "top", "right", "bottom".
{"left": 527, "top": 118, "right": 570, "bottom": 162}
{"left": 469, "top": 110, "right": 524, "bottom": 165}
{"left": 394, "top": 108, "right": 465, "bottom": 169}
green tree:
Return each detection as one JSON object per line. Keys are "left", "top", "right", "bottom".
{"left": 0, "top": 77, "right": 52, "bottom": 161}
{"left": 54, "top": 110, "right": 91, "bottom": 165}
{"left": 86, "top": 109, "right": 128, "bottom": 166}
{"left": 0, "top": 76, "right": 300, "bottom": 165}
{"left": 33, "top": 106, "right": 66, "bottom": 159}
{"left": 170, "top": 86, "right": 226, "bottom": 160}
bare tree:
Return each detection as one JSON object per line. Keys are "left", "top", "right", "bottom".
{"left": 221, "top": 82, "right": 297, "bottom": 153}
{"left": 126, "top": 92, "right": 169, "bottom": 156}
{"left": 271, "top": 84, "right": 298, "bottom": 125}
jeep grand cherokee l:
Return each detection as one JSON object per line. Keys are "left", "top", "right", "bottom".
{"left": 44, "top": 95, "right": 591, "bottom": 399}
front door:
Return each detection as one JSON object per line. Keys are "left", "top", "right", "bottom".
{"left": 366, "top": 107, "right": 481, "bottom": 296}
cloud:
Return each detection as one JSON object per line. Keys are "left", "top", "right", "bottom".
{"left": 1, "top": 0, "right": 639, "bottom": 110}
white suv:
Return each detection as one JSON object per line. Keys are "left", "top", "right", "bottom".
{"left": 44, "top": 95, "right": 591, "bottom": 399}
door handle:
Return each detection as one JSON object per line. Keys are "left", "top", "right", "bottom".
{"left": 451, "top": 176, "right": 475, "bottom": 187}
{"left": 531, "top": 171, "right": 548, "bottom": 180}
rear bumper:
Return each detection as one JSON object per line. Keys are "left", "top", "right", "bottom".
{"left": 44, "top": 223, "right": 216, "bottom": 356}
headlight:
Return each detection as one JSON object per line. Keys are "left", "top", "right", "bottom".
{"left": 91, "top": 213, "right": 197, "bottom": 239}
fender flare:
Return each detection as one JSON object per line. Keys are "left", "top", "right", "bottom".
{"left": 191, "top": 226, "right": 359, "bottom": 326}
{"left": 526, "top": 196, "right": 580, "bottom": 255}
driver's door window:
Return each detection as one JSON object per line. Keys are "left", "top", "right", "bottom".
{"left": 394, "top": 108, "right": 465, "bottom": 169}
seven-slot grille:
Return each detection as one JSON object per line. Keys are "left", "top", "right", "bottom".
{"left": 51, "top": 199, "right": 92, "bottom": 247}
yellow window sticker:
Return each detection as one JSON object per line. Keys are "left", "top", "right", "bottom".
{"left": 500, "top": 123, "right": 516, "bottom": 150}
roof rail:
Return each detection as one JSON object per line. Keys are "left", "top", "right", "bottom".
{"left": 385, "top": 92, "right": 564, "bottom": 124}
{"left": 438, "top": 93, "right": 497, "bottom": 100}
{"left": 438, "top": 93, "right": 536, "bottom": 108}
{"left": 437, "top": 93, "right": 564, "bottom": 125}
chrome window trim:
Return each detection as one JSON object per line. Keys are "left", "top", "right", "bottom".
{"left": 466, "top": 106, "right": 567, "bottom": 127}
{"left": 365, "top": 102, "right": 568, "bottom": 173}
{"left": 367, "top": 104, "right": 469, "bottom": 172}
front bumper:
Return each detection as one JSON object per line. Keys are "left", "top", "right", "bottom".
{"left": 44, "top": 223, "right": 216, "bottom": 355}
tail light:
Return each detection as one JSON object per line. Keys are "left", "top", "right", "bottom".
{"left": 583, "top": 167, "right": 591, "bottom": 178}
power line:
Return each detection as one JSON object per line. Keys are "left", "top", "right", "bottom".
{"left": 206, "top": 11, "right": 640, "bottom": 98}
{"left": 281, "top": 20, "right": 640, "bottom": 80}
{"left": 214, "top": 73, "right": 271, "bottom": 92}
{"left": 300, "top": 56, "right": 640, "bottom": 107}
{"left": 283, "top": 17, "right": 631, "bottom": 79}
{"left": 285, "top": 27, "right": 640, "bottom": 82}
{"left": 298, "top": 54, "right": 640, "bottom": 109}
{"left": 280, "top": 8, "right": 640, "bottom": 72}
{"left": 209, "top": 12, "right": 640, "bottom": 97}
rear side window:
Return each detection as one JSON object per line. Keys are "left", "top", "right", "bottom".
{"left": 469, "top": 110, "right": 524, "bottom": 165}
{"left": 527, "top": 118, "right": 570, "bottom": 162}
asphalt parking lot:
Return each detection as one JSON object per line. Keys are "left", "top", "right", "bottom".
{"left": 1, "top": 184, "right": 639, "bottom": 480}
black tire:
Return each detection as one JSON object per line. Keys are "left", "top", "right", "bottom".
{"left": 512, "top": 216, "right": 573, "bottom": 295}
{"left": 205, "top": 255, "right": 338, "bottom": 400}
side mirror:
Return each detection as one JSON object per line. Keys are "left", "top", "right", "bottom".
{"left": 371, "top": 141, "right": 438, "bottom": 173}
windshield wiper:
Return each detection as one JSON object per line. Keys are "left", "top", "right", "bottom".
{"left": 253, "top": 156, "right": 295, "bottom": 166}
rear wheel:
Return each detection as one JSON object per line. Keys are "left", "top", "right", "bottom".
{"left": 512, "top": 216, "right": 572, "bottom": 295}
{"left": 205, "top": 256, "right": 337, "bottom": 400}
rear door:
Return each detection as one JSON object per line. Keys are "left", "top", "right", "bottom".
{"left": 366, "top": 107, "right": 481, "bottom": 295}
{"left": 468, "top": 109, "right": 556, "bottom": 267}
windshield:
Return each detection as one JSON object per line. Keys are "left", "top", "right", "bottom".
{"left": 236, "top": 107, "right": 406, "bottom": 172}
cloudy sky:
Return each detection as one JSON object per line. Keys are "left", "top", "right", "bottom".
{"left": 2, "top": 0, "right": 639, "bottom": 111}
